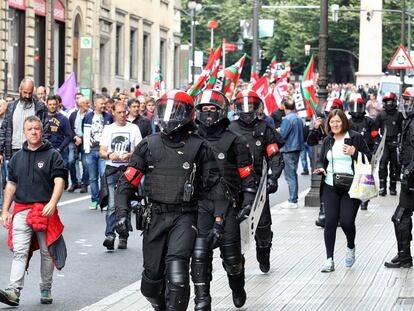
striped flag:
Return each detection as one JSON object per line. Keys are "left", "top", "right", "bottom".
{"left": 301, "top": 55, "right": 318, "bottom": 117}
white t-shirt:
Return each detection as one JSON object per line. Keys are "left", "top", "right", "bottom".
{"left": 100, "top": 122, "right": 142, "bottom": 167}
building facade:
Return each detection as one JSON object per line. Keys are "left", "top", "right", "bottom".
{"left": 0, "top": 0, "right": 182, "bottom": 96}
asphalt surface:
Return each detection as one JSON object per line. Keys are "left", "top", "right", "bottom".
{"left": 0, "top": 171, "right": 311, "bottom": 311}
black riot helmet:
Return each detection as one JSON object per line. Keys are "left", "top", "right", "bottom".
{"left": 195, "top": 90, "right": 229, "bottom": 127}
{"left": 233, "top": 90, "right": 262, "bottom": 124}
{"left": 349, "top": 97, "right": 366, "bottom": 118}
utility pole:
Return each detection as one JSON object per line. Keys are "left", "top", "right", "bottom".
{"left": 252, "top": 0, "right": 260, "bottom": 72}
{"left": 190, "top": 8, "right": 196, "bottom": 85}
{"left": 304, "top": 0, "right": 328, "bottom": 208}
{"left": 49, "top": 0, "right": 55, "bottom": 95}
{"left": 401, "top": 0, "right": 406, "bottom": 85}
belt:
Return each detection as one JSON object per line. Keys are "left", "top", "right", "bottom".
{"left": 152, "top": 202, "right": 197, "bottom": 214}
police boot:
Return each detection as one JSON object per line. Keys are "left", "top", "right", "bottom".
{"left": 193, "top": 284, "right": 211, "bottom": 311}
{"left": 141, "top": 273, "right": 166, "bottom": 311}
{"left": 385, "top": 249, "right": 413, "bottom": 268}
{"left": 315, "top": 203, "right": 325, "bottom": 227}
{"left": 390, "top": 181, "right": 397, "bottom": 196}
{"left": 221, "top": 243, "right": 246, "bottom": 308}
{"left": 255, "top": 229, "right": 273, "bottom": 273}
{"left": 360, "top": 201, "right": 368, "bottom": 211}
{"left": 379, "top": 180, "right": 387, "bottom": 196}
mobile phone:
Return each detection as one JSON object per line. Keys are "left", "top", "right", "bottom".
{"left": 344, "top": 138, "right": 351, "bottom": 146}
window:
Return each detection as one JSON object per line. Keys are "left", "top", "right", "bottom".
{"left": 115, "top": 24, "right": 123, "bottom": 76}
{"left": 8, "top": 9, "right": 25, "bottom": 92}
{"left": 160, "top": 39, "right": 166, "bottom": 83}
{"left": 143, "top": 33, "right": 150, "bottom": 82}
{"left": 130, "top": 28, "right": 138, "bottom": 79}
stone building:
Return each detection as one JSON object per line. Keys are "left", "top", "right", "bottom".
{"left": 0, "top": 0, "right": 182, "bottom": 96}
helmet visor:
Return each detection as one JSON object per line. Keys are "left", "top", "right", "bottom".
{"left": 155, "top": 98, "right": 194, "bottom": 123}
{"left": 233, "top": 96, "right": 261, "bottom": 113}
{"left": 349, "top": 101, "right": 365, "bottom": 113}
{"left": 400, "top": 96, "right": 414, "bottom": 118}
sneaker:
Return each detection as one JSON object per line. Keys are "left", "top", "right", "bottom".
{"left": 118, "top": 238, "right": 128, "bottom": 250}
{"left": 321, "top": 258, "right": 335, "bottom": 273}
{"left": 103, "top": 236, "right": 115, "bottom": 250}
{"left": 80, "top": 185, "right": 88, "bottom": 193}
{"left": 40, "top": 289, "right": 53, "bottom": 304}
{"left": 345, "top": 247, "right": 356, "bottom": 267}
{"left": 0, "top": 288, "right": 20, "bottom": 306}
{"left": 89, "top": 201, "right": 98, "bottom": 210}
{"left": 281, "top": 202, "right": 298, "bottom": 209}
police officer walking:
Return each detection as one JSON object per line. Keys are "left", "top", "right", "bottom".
{"left": 375, "top": 92, "right": 403, "bottom": 196}
{"left": 348, "top": 97, "right": 379, "bottom": 210}
{"left": 115, "top": 90, "right": 226, "bottom": 311}
{"left": 192, "top": 90, "right": 257, "bottom": 310}
{"left": 385, "top": 88, "right": 414, "bottom": 268}
{"left": 229, "top": 90, "right": 284, "bottom": 273}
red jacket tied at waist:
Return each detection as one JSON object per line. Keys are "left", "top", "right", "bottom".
{"left": 8, "top": 202, "right": 66, "bottom": 270}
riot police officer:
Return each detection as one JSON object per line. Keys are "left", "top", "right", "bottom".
{"left": 229, "top": 90, "right": 284, "bottom": 273}
{"left": 308, "top": 98, "right": 344, "bottom": 227}
{"left": 348, "top": 97, "right": 379, "bottom": 210}
{"left": 115, "top": 90, "right": 226, "bottom": 311}
{"left": 384, "top": 87, "right": 414, "bottom": 268}
{"left": 191, "top": 90, "right": 257, "bottom": 310}
{"left": 375, "top": 92, "right": 403, "bottom": 196}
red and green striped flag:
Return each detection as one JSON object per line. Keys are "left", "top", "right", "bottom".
{"left": 249, "top": 65, "right": 259, "bottom": 87}
{"left": 187, "top": 46, "right": 222, "bottom": 98}
{"left": 301, "top": 55, "right": 318, "bottom": 117}
{"left": 220, "top": 54, "right": 246, "bottom": 93}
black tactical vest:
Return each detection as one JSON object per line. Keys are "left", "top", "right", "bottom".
{"left": 401, "top": 118, "right": 414, "bottom": 166}
{"left": 382, "top": 111, "right": 400, "bottom": 138}
{"left": 144, "top": 134, "right": 203, "bottom": 204}
{"left": 206, "top": 129, "right": 241, "bottom": 197}
{"left": 229, "top": 120, "right": 267, "bottom": 176}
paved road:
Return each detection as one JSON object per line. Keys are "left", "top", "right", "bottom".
{"left": 0, "top": 172, "right": 311, "bottom": 311}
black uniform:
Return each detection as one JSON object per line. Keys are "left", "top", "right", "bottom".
{"left": 115, "top": 124, "right": 226, "bottom": 311}
{"left": 375, "top": 108, "right": 404, "bottom": 195}
{"left": 385, "top": 115, "right": 414, "bottom": 268}
{"left": 229, "top": 118, "right": 284, "bottom": 270}
{"left": 192, "top": 119, "right": 256, "bottom": 309}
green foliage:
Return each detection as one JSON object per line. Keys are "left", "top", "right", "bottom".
{"left": 181, "top": 0, "right": 414, "bottom": 79}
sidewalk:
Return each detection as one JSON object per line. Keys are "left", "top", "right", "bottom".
{"left": 82, "top": 190, "right": 414, "bottom": 311}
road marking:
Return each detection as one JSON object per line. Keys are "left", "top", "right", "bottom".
{"left": 58, "top": 195, "right": 90, "bottom": 207}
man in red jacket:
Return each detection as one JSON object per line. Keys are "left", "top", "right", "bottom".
{"left": 0, "top": 115, "right": 66, "bottom": 307}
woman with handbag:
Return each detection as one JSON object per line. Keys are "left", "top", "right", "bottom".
{"left": 313, "top": 109, "right": 371, "bottom": 273}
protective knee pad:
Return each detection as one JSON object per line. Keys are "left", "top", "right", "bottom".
{"left": 166, "top": 260, "right": 190, "bottom": 311}
{"left": 191, "top": 238, "right": 212, "bottom": 284}
{"left": 140, "top": 272, "right": 165, "bottom": 308}
{"left": 255, "top": 225, "right": 272, "bottom": 248}
{"left": 220, "top": 243, "right": 243, "bottom": 276}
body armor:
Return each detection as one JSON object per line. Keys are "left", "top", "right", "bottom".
{"left": 144, "top": 134, "right": 203, "bottom": 204}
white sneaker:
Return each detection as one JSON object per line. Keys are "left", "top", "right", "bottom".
{"left": 281, "top": 202, "right": 298, "bottom": 209}
{"left": 345, "top": 247, "right": 356, "bottom": 267}
{"left": 321, "top": 257, "right": 335, "bottom": 273}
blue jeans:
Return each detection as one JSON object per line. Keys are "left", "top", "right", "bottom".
{"left": 300, "top": 143, "right": 312, "bottom": 172}
{"left": 68, "top": 143, "right": 89, "bottom": 186}
{"left": 282, "top": 151, "right": 300, "bottom": 203}
{"left": 86, "top": 149, "right": 106, "bottom": 202}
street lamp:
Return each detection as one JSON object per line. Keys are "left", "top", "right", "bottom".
{"left": 188, "top": 0, "right": 202, "bottom": 84}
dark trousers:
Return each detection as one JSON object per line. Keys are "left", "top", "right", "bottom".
{"left": 379, "top": 143, "right": 398, "bottom": 186}
{"left": 256, "top": 195, "right": 272, "bottom": 247}
{"left": 323, "top": 184, "right": 360, "bottom": 259}
{"left": 392, "top": 190, "right": 414, "bottom": 252}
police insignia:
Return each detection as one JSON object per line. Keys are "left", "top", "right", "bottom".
{"left": 256, "top": 140, "right": 261, "bottom": 146}
{"left": 183, "top": 162, "right": 190, "bottom": 169}
{"left": 218, "top": 153, "right": 225, "bottom": 160}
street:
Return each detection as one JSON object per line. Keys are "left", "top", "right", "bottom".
{"left": 0, "top": 172, "right": 311, "bottom": 311}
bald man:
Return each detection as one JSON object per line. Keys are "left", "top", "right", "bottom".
{"left": 36, "top": 86, "right": 47, "bottom": 104}
{"left": 0, "top": 78, "right": 48, "bottom": 163}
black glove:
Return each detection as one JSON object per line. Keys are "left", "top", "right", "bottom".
{"left": 208, "top": 220, "right": 225, "bottom": 249}
{"left": 267, "top": 178, "right": 278, "bottom": 194}
{"left": 115, "top": 217, "right": 129, "bottom": 237}
{"left": 238, "top": 191, "right": 256, "bottom": 223}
